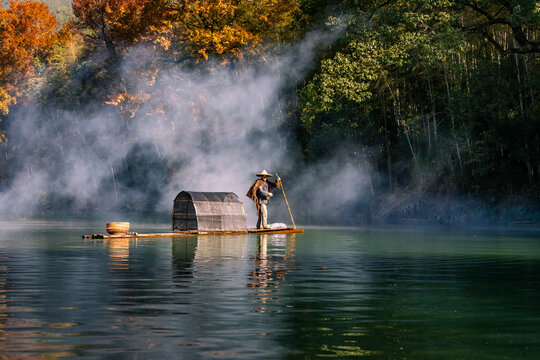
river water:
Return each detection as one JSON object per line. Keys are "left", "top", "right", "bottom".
{"left": 0, "top": 221, "right": 539, "bottom": 359}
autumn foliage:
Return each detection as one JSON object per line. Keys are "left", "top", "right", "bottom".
{"left": 72, "top": 0, "right": 171, "bottom": 57}
{"left": 0, "top": 0, "right": 58, "bottom": 115}
{"left": 70, "top": 0, "right": 300, "bottom": 123}
{"left": 169, "top": 0, "right": 299, "bottom": 61}
{"left": 172, "top": 0, "right": 260, "bottom": 61}
{"left": 71, "top": 0, "right": 298, "bottom": 62}
{"left": 0, "top": 0, "right": 299, "bottom": 135}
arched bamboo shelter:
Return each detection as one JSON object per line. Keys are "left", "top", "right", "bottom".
{"left": 172, "top": 191, "right": 247, "bottom": 232}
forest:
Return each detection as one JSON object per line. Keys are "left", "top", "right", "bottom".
{"left": 0, "top": 0, "right": 539, "bottom": 225}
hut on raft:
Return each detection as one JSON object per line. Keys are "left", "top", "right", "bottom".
{"left": 172, "top": 191, "right": 247, "bottom": 232}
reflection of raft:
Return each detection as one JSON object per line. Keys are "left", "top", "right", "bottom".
{"left": 83, "top": 191, "right": 303, "bottom": 240}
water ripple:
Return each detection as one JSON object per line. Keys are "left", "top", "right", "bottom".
{"left": 0, "top": 225, "right": 540, "bottom": 358}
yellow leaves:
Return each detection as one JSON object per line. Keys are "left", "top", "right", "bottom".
{"left": 142, "top": 23, "right": 174, "bottom": 51}
{"left": 0, "top": 87, "right": 13, "bottom": 143}
{"left": 72, "top": 0, "right": 298, "bottom": 62}
{"left": 51, "top": 22, "right": 84, "bottom": 72}
{"left": 177, "top": 0, "right": 295, "bottom": 61}
{"left": 106, "top": 91, "right": 151, "bottom": 118}
{"left": 156, "top": 36, "right": 172, "bottom": 51}
{"left": 236, "top": 0, "right": 298, "bottom": 41}
{"left": 198, "top": 48, "right": 209, "bottom": 61}
{"left": 186, "top": 21, "right": 260, "bottom": 61}
{"left": 146, "top": 68, "right": 159, "bottom": 86}
{"left": 189, "top": 0, "right": 237, "bottom": 18}
{"left": 0, "top": 87, "right": 16, "bottom": 116}
{"left": 72, "top": 0, "right": 300, "bottom": 126}
{"left": 105, "top": 92, "right": 129, "bottom": 106}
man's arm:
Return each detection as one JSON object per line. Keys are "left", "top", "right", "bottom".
{"left": 267, "top": 179, "right": 281, "bottom": 192}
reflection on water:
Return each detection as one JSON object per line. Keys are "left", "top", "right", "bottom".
{"left": 0, "top": 223, "right": 540, "bottom": 358}
{"left": 0, "top": 251, "right": 78, "bottom": 359}
{"left": 249, "top": 234, "right": 296, "bottom": 313}
{"left": 105, "top": 238, "right": 133, "bottom": 269}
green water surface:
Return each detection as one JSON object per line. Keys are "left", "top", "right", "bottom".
{"left": 0, "top": 221, "right": 539, "bottom": 359}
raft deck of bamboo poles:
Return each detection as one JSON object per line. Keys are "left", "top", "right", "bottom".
{"left": 83, "top": 227, "right": 303, "bottom": 240}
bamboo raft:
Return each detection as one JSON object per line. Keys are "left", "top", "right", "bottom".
{"left": 83, "top": 227, "right": 304, "bottom": 240}
{"left": 84, "top": 189, "right": 303, "bottom": 240}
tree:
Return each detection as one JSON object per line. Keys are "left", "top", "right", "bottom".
{"left": 174, "top": 0, "right": 259, "bottom": 61}
{"left": 0, "top": 0, "right": 58, "bottom": 116}
{"left": 72, "top": 0, "right": 170, "bottom": 58}
{"left": 102, "top": 0, "right": 300, "bottom": 125}
{"left": 457, "top": 0, "right": 540, "bottom": 55}
{"left": 296, "top": 0, "right": 540, "bottom": 200}
{"left": 164, "top": 0, "right": 299, "bottom": 62}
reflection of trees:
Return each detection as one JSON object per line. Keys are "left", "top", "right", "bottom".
{"left": 248, "top": 234, "right": 296, "bottom": 313}
{"left": 0, "top": 253, "right": 78, "bottom": 358}
{"left": 0, "top": 257, "right": 6, "bottom": 343}
{"left": 276, "top": 240, "right": 540, "bottom": 359}
{"left": 273, "top": 233, "right": 377, "bottom": 359}
{"left": 103, "top": 237, "right": 172, "bottom": 317}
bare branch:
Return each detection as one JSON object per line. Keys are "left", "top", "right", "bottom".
{"left": 459, "top": 1, "right": 540, "bottom": 55}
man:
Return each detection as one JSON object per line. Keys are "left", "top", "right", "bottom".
{"left": 246, "top": 170, "right": 281, "bottom": 229}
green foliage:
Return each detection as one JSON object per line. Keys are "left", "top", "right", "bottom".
{"left": 301, "top": 37, "right": 382, "bottom": 125}
{"left": 296, "top": 0, "right": 540, "bottom": 198}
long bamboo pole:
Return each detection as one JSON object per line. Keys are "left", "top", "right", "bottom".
{"left": 276, "top": 173, "right": 296, "bottom": 229}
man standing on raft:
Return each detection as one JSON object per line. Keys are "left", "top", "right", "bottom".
{"left": 247, "top": 170, "right": 281, "bottom": 229}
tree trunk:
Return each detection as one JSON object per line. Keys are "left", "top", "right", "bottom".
{"left": 427, "top": 77, "right": 437, "bottom": 150}
{"left": 386, "top": 80, "right": 418, "bottom": 168}
{"left": 513, "top": 39, "right": 531, "bottom": 183}
{"left": 380, "top": 90, "right": 393, "bottom": 191}
{"left": 444, "top": 65, "right": 462, "bottom": 172}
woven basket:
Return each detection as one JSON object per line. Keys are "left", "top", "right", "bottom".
{"left": 106, "top": 222, "right": 130, "bottom": 235}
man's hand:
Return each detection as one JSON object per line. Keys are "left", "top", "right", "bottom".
{"left": 268, "top": 193, "right": 273, "bottom": 198}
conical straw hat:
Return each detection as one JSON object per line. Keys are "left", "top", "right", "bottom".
{"left": 256, "top": 169, "right": 273, "bottom": 177}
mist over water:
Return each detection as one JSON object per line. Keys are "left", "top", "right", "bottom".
{"left": 0, "top": 25, "right": 369, "bottom": 225}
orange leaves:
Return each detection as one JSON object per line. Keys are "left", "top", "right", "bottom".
{"left": 0, "top": 0, "right": 58, "bottom": 81}
{"left": 0, "top": 0, "right": 58, "bottom": 114}
{"left": 142, "top": 22, "right": 174, "bottom": 51}
{"left": 69, "top": 0, "right": 299, "bottom": 124}
{"left": 72, "top": 0, "right": 171, "bottom": 56}
{"left": 106, "top": 91, "right": 151, "bottom": 118}
{"left": 71, "top": 0, "right": 299, "bottom": 62}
